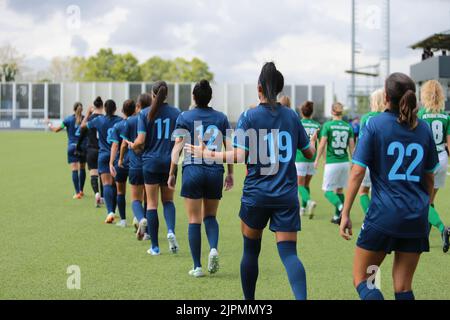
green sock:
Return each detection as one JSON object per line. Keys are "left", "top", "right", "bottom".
{"left": 336, "top": 193, "right": 345, "bottom": 217}
{"left": 429, "top": 206, "right": 445, "bottom": 233}
{"left": 299, "top": 186, "right": 310, "bottom": 208}
{"left": 360, "top": 194, "right": 370, "bottom": 215}
{"left": 325, "top": 191, "right": 343, "bottom": 214}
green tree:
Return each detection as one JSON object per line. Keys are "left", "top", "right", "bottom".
{"left": 355, "top": 93, "right": 370, "bottom": 115}
{"left": 140, "top": 56, "right": 171, "bottom": 82}
{"left": 0, "top": 44, "right": 24, "bottom": 82}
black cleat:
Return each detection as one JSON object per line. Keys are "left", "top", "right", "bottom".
{"left": 442, "top": 227, "right": 450, "bottom": 253}
{"left": 331, "top": 216, "right": 341, "bottom": 225}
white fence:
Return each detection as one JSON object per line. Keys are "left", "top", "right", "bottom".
{"left": 0, "top": 82, "right": 331, "bottom": 128}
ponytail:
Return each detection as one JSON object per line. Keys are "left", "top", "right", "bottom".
{"left": 258, "top": 62, "right": 284, "bottom": 105}
{"left": 398, "top": 90, "right": 418, "bottom": 129}
{"left": 148, "top": 81, "right": 168, "bottom": 122}
{"left": 73, "top": 102, "right": 83, "bottom": 125}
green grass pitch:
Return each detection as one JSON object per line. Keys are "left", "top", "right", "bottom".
{"left": 0, "top": 131, "right": 449, "bottom": 300}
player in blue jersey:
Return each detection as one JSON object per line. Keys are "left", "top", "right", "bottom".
{"left": 81, "top": 100, "right": 123, "bottom": 224}
{"left": 49, "top": 102, "right": 87, "bottom": 199}
{"left": 168, "top": 80, "right": 234, "bottom": 277}
{"left": 109, "top": 100, "right": 134, "bottom": 228}
{"left": 121, "top": 94, "right": 152, "bottom": 240}
{"left": 186, "top": 63, "right": 317, "bottom": 299}
{"left": 340, "top": 73, "right": 439, "bottom": 300}
{"left": 129, "top": 81, "right": 181, "bottom": 256}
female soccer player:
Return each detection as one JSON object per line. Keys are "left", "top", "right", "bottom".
{"left": 168, "top": 79, "right": 234, "bottom": 277}
{"left": 418, "top": 80, "right": 450, "bottom": 252}
{"left": 186, "top": 62, "right": 317, "bottom": 300}
{"left": 295, "top": 101, "right": 320, "bottom": 219}
{"left": 279, "top": 95, "right": 291, "bottom": 108}
{"left": 49, "top": 102, "right": 87, "bottom": 199}
{"left": 81, "top": 100, "right": 123, "bottom": 223}
{"left": 77, "top": 97, "right": 104, "bottom": 207}
{"left": 340, "top": 73, "right": 439, "bottom": 300}
{"left": 315, "top": 102, "right": 355, "bottom": 224}
{"left": 358, "top": 89, "right": 386, "bottom": 215}
{"left": 130, "top": 81, "right": 181, "bottom": 256}
{"left": 121, "top": 94, "right": 152, "bottom": 240}
{"left": 109, "top": 100, "right": 134, "bottom": 228}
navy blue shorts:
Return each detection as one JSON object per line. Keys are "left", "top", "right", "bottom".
{"left": 357, "top": 223, "right": 430, "bottom": 254}
{"left": 181, "top": 166, "right": 224, "bottom": 200}
{"left": 98, "top": 152, "right": 110, "bottom": 175}
{"left": 67, "top": 144, "right": 86, "bottom": 164}
{"left": 115, "top": 165, "right": 129, "bottom": 183}
{"left": 144, "top": 170, "right": 169, "bottom": 186}
{"left": 129, "top": 168, "right": 144, "bottom": 186}
{"left": 239, "top": 203, "right": 301, "bottom": 233}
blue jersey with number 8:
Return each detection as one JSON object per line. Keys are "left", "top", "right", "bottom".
{"left": 353, "top": 111, "right": 439, "bottom": 238}
{"left": 138, "top": 104, "right": 181, "bottom": 173}
{"left": 87, "top": 115, "right": 123, "bottom": 154}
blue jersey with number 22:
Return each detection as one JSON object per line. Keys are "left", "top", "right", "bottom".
{"left": 353, "top": 111, "right": 439, "bottom": 238}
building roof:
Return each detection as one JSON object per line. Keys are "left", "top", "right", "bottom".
{"left": 410, "top": 30, "right": 450, "bottom": 50}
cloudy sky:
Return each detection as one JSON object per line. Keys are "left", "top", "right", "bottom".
{"left": 0, "top": 0, "right": 449, "bottom": 101}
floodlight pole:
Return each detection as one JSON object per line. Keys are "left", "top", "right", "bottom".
{"left": 351, "top": 0, "right": 356, "bottom": 117}
{"left": 386, "top": 0, "right": 390, "bottom": 76}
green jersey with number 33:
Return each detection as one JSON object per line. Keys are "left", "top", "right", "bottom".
{"left": 320, "top": 120, "right": 354, "bottom": 164}
{"left": 418, "top": 108, "right": 450, "bottom": 154}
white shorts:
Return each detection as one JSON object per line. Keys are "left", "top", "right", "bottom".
{"left": 434, "top": 151, "right": 448, "bottom": 189}
{"left": 361, "top": 168, "right": 371, "bottom": 188}
{"left": 295, "top": 162, "right": 316, "bottom": 177}
{"left": 322, "top": 162, "right": 350, "bottom": 191}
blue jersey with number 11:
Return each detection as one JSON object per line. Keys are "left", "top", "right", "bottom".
{"left": 138, "top": 104, "right": 181, "bottom": 173}
{"left": 353, "top": 111, "right": 439, "bottom": 238}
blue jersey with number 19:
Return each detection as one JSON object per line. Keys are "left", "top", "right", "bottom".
{"left": 233, "top": 104, "right": 310, "bottom": 208}
{"left": 138, "top": 104, "right": 181, "bottom": 173}
{"left": 87, "top": 115, "right": 123, "bottom": 154}
{"left": 353, "top": 111, "right": 439, "bottom": 238}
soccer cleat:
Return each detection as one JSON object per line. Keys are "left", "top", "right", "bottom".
{"left": 116, "top": 220, "right": 127, "bottom": 228}
{"left": 100, "top": 198, "right": 105, "bottom": 205}
{"left": 331, "top": 215, "right": 341, "bottom": 225}
{"left": 188, "top": 267, "right": 205, "bottom": 278}
{"left": 95, "top": 193, "right": 102, "bottom": 208}
{"left": 147, "top": 247, "right": 160, "bottom": 256}
{"left": 73, "top": 193, "right": 82, "bottom": 200}
{"left": 143, "top": 233, "right": 151, "bottom": 241}
{"left": 442, "top": 227, "right": 450, "bottom": 253}
{"left": 132, "top": 217, "right": 139, "bottom": 233}
{"left": 167, "top": 232, "right": 179, "bottom": 253}
{"left": 136, "top": 218, "right": 148, "bottom": 241}
{"left": 306, "top": 200, "right": 317, "bottom": 220}
{"left": 208, "top": 249, "right": 219, "bottom": 274}
{"left": 79, "top": 191, "right": 84, "bottom": 197}
{"left": 105, "top": 213, "right": 115, "bottom": 224}
{"left": 300, "top": 207, "right": 306, "bottom": 217}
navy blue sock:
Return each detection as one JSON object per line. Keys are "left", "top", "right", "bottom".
{"left": 132, "top": 200, "right": 145, "bottom": 221}
{"left": 103, "top": 184, "right": 114, "bottom": 213}
{"left": 395, "top": 291, "right": 415, "bottom": 300}
{"left": 356, "top": 281, "right": 384, "bottom": 300}
{"left": 240, "top": 236, "right": 261, "bottom": 300}
{"left": 146, "top": 209, "right": 159, "bottom": 248}
{"left": 79, "top": 169, "right": 86, "bottom": 192}
{"left": 117, "top": 194, "right": 126, "bottom": 220}
{"left": 112, "top": 184, "right": 117, "bottom": 212}
{"left": 72, "top": 171, "right": 80, "bottom": 194}
{"left": 277, "top": 241, "right": 307, "bottom": 300}
{"left": 188, "top": 224, "right": 202, "bottom": 268}
{"left": 204, "top": 216, "right": 219, "bottom": 250}
{"left": 163, "top": 201, "right": 176, "bottom": 234}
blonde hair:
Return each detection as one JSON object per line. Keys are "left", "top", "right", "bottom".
{"left": 421, "top": 80, "right": 445, "bottom": 113}
{"left": 332, "top": 102, "right": 344, "bottom": 116}
{"left": 279, "top": 95, "right": 291, "bottom": 108}
{"left": 370, "top": 88, "right": 386, "bottom": 112}
{"left": 73, "top": 102, "right": 83, "bottom": 125}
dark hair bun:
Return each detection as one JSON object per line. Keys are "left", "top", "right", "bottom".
{"left": 199, "top": 80, "right": 210, "bottom": 89}
{"left": 94, "top": 96, "right": 103, "bottom": 108}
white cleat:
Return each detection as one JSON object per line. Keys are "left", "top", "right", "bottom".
{"left": 132, "top": 217, "right": 139, "bottom": 232}
{"left": 208, "top": 249, "right": 219, "bottom": 274}
{"left": 147, "top": 247, "right": 160, "bottom": 256}
{"left": 167, "top": 233, "right": 179, "bottom": 254}
{"left": 136, "top": 218, "right": 148, "bottom": 241}
{"left": 188, "top": 267, "right": 205, "bottom": 278}
{"left": 105, "top": 213, "right": 115, "bottom": 224}
{"left": 116, "top": 219, "right": 127, "bottom": 228}
{"left": 143, "top": 233, "right": 151, "bottom": 241}
{"left": 300, "top": 207, "right": 306, "bottom": 217}
{"left": 95, "top": 193, "right": 101, "bottom": 208}
{"left": 306, "top": 200, "right": 317, "bottom": 220}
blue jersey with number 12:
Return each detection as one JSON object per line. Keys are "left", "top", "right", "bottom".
{"left": 233, "top": 104, "right": 310, "bottom": 208}
{"left": 87, "top": 115, "right": 123, "bottom": 154}
{"left": 138, "top": 104, "right": 181, "bottom": 173}
{"left": 353, "top": 111, "right": 439, "bottom": 238}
